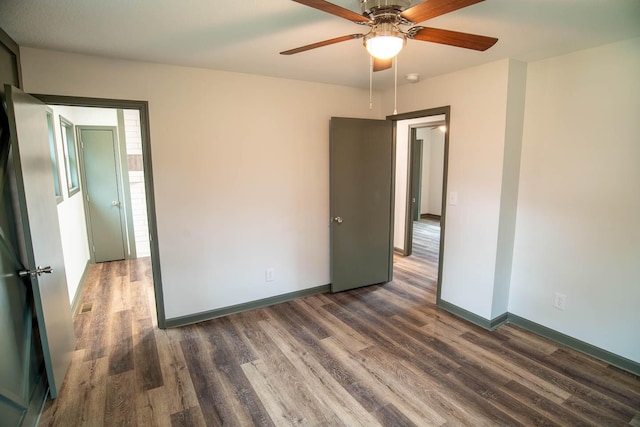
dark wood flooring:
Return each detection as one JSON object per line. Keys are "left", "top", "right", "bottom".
{"left": 39, "top": 219, "right": 640, "bottom": 426}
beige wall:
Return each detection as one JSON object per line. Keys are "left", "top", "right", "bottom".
{"left": 21, "top": 47, "right": 381, "bottom": 319}
{"left": 510, "top": 38, "right": 640, "bottom": 362}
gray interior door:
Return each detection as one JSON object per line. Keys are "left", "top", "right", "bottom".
{"left": 330, "top": 117, "right": 394, "bottom": 293}
{"left": 79, "top": 127, "right": 126, "bottom": 263}
{"left": 4, "top": 85, "right": 76, "bottom": 399}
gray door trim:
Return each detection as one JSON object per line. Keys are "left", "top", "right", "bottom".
{"left": 76, "top": 125, "right": 129, "bottom": 263}
{"left": 387, "top": 106, "right": 451, "bottom": 305}
{"left": 32, "top": 94, "right": 167, "bottom": 329}
{"left": 0, "top": 27, "right": 23, "bottom": 89}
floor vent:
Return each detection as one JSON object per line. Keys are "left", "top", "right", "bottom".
{"left": 80, "top": 303, "right": 93, "bottom": 314}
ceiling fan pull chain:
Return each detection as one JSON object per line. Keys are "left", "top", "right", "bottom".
{"left": 393, "top": 55, "right": 398, "bottom": 115}
{"left": 369, "top": 55, "right": 373, "bottom": 110}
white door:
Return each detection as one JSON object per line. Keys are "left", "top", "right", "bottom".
{"left": 4, "top": 85, "right": 76, "bottom": 398}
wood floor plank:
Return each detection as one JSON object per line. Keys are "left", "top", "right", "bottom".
{"left": 322, "top": 337, "right": 448, "bottom": 426}
{"left": 196, "top": 321, "right": 275, "bottom": 426}
{"left": 462, "top": 330, "right": 639, "bottom": 421}
{"left": 448, "top": 366, "right": 557, "bottom": 426}
{"left": 153, "top": 329, "right": 201, "bottom": 415}
{"left": 179, "top": 335, "right": 226, "bottom": 427}
{"left": 266, "top": 304, "right": 386, "bottom": 415}
{"left": 372, "top": 403, "right": 418, "bottom": 427}
{"left": 84, "top": 263, "right": 114, "bottom": 361}
{"left": 322, "top": 300, "right": 459, "bottom": 375}
{"left": 294, "top": 297, "right": 372, "bottom": 351}
{"left": 542, "top": 347, "right": 640, "bottom": 409}
{"left": 133, "top": 317, "right": 163, "bottom": 391}
{"left": 39, "top": 222, "right": 640, "bottom": 426}
{"left": 428, "top": 323, "right": 571, "bottom": 404}
{"left": 500, "top": 380, "right": 600, "bottom": 426}
{"left": 109, "top": 309, "right": 134, "bottom": 376}
{"left": 169, "top": 406, "right": 206, "bottom": 427}
{"left": 39, "top": 351, "right": 108, "bottom": 427}
{"left": 493, "top": 324, "right": 560, "bottom": 356}
{"left": 135, "top": 388, "right": 172, "bottom": 427}
{"left": 104, "top": 370, "right": 136, "bottom": 426}
{"left": 257, "top": 318, "right": 380, "bottom": 426}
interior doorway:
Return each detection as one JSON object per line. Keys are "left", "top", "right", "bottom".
{"left": 34, "top": 95, "right": 166, "bottom": 328}
{"left": 389, "top": 106, "right": 450, "bottom": 303}
{"left": 406, "top": 122, "right": 446, "bottom": 254}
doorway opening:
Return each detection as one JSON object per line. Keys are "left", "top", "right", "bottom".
{"left": 34, "top": 94, "right": 166, "bottom": 328}
{"left": 389, "top": 106, "right": 450, "bottom": 304}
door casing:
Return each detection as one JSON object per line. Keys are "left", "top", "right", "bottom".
{"left": 33, "top": 94, "right": 167, "bottom": 329}
{"left": 388, "top": 106, "right": 450, "bottom": 304}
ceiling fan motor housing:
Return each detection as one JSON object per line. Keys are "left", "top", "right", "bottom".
{"left": 360, "top": 0, "right": 412, "bottom": 20}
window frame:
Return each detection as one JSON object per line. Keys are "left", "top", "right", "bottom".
{"left": 46, "top": 108, "right": 64, "bottom": 204}
{"left": 59, "top": 115, "right": 80, "bottom": 197}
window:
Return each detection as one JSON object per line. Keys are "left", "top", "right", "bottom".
{"left": 46, "top": 110, "right": 63, "bottom": 203}
{"left": 60, "top": 116, "right": 80, "bottom": 196}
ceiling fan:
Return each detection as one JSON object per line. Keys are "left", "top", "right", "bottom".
{"left": 281, "top": 0, "right": 498, "bottom": 71}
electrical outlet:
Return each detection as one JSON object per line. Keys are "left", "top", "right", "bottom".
{"left": 553, "top": 292, "right": 567, "bottom": 310}
{"left": 265, "top": 268, "right": 275, "bottom": 282}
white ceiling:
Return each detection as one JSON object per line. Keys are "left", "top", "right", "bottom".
{"left": 1, "top": 0, "right": 639, "bottom": 89}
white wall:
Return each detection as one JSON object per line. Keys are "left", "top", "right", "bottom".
{"left": 491, "top": 60, "right": 527, "bottom": 319}
{"left": 418, "top": 127, "right": 431, "bottom": 214}
{"left": 49, "top": 106, "right": 91, "bottom": 303}
{"left": 386, "top": 60, "right": 512, "bottom": 319}
{"left": 394, "top": 115, "right": 444, "bottom": 251}
{"left": 425, "top": 128, "right": 444, "bottom": 216}
{"left": 510, "top": 38, "right": 640, "bottom": 362}
{"left": 21, "top": 48, "right": 381, "bottom": 319}
{"left": 122, "top": 109, "right": 150, "bottom": 257}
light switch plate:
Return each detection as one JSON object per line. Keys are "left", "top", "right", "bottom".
{"left": 449, "top": 191, "right": 458, "bottom": 206}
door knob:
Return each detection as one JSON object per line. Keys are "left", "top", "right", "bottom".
{"left": 19, "top": 266, "right": 53, "bottom": 278}
{"left": 331, "top": 216, "right": 343, "bottom": 224}
{"left": 112, "top": 201, "right": 121, "bottom": 207}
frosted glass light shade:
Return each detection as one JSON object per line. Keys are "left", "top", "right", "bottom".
{"left": 363, "top": 23, "right": 406, "bottom": 60}
{"left": 365, "top": 35, "right": 405, "bottom": 60}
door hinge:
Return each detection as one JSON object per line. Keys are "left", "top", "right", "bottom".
{"left": 92, "top": 245, "right": 95, "bottom": 254}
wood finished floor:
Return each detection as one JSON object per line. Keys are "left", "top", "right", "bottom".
{"left": 40, "top": 219, "right": 640, "bottom": 426}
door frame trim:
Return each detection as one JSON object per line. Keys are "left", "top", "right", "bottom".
{"left": 31, "top": 94, "right": 167, "bottom": 328}
{"left": 0, "top": 27, "right": 23, "bottom": 89}
{"left": 76, "top": 125, "right": 130, "bottom": 263}
{"left": 404, "top": 120, "right": 446, "bottom": 256}
{"left": 387, "top": 106, "right": 450, "bottom": 305}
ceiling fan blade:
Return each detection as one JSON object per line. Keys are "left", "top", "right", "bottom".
{"left": 291, "top": 0, "right": 372, "bottom": 23}
{"left": 412, "top": 27, "right": 498, "bottom": 51}
{"left": 373, "top": 58, "right": 393, "bottom": 72}
{"left": 401, "top": 0, "right": 484, "bottom": 23}
{"left": 280, "top": 34, "right": 364, "bottom": 55}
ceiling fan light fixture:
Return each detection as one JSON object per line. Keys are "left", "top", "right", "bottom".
{"left": 364, "top": 23, "right": 406, "bottom": 60}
